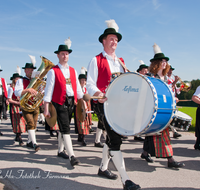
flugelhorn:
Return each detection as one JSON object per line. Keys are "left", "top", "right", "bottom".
{"left": 173, "top": 74, "right": 191, "bottom": 92}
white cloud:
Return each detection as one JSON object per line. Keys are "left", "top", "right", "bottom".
{"left": 152, "top": 0, "right": 161, "bottom": 10}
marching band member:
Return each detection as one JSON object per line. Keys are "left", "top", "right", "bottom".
{"left": 86, "top": 19, "right": 141, "bottom": 190}
{"left": 141, "top": 43, "right": 185, "bottom": 168}
{"left": 0, "top": 66, "right": 8, "bottom": 135}
{"left": 8, "top": 67, "right": 26, "bottom": 146}
{"left": 192, "top": 86, "right": 200, "bottom": 150}
{"left": 76, "top": 70, "right": 93, "bottom": 146}
{"left": 167, "top": 65, "right": 182, "bottom": 138}
{"left": 43, "top": 38, "right": 84, "bottom": 167}
{"left": 14, "top": 55, "right": 40, "bottom": 151}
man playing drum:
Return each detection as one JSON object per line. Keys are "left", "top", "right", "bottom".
{"left": 86, "top": 19, "right": 141, "bottom": 190}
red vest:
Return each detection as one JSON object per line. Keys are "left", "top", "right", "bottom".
{"left": 96, "top": 53, "right": 125, "bottom": 93}
{"left": 11, "top": 87, "right": 18, "bottom": 100}
{"left": 1, "top": 78, "right": 8, "bottom": 98}
{"left": 23, "top": 78, "right": 31, "bottom": 89}
{"left": 52, "top": 65, "right": 77, "bottom": 105}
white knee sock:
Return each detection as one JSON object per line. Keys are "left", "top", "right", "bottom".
{"left": 95, "top": 128, "right": 102, "bottom": 143}
{"left": 58, "top": 132, "right": 64, "bottom": 153}
{"left": 62, "top": 134, "right": 75, "bottom": 159}
{"left": 40, "top": 113, "right": 45, "bottom": 122}
{"left": 170, "top": 126, "right": 177, "bottom": 133}
{"left": 110, "top": 150, "right": 129, "bottom": 185}
{"left": 102, "top": 130, "right": 107, "bottom": 140}
{"left": 28, "top": 129, "right": 37, "bottom": 145}
{"left": 100, "top": 144, "right": 111, "bottom": 171}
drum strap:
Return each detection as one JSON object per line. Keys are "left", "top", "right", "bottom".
{"left": 117, "top": 58, "right": 131, "bottom": 72}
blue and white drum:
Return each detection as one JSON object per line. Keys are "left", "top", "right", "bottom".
{"left": 104, "top": 72, "right": 176, "bottom": 136}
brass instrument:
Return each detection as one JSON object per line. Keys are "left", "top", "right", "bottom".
{"left": 20, "top": 56, "right": 55, "bottom": 112}
{"left": 172, "top": 74, "right": 191, "bottom": 92}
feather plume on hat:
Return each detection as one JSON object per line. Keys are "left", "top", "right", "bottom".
{"left": 105, "top": 19, "right": 119, "bottom": 32}
{"left": 153, "top": 43, "right": 162, "bottom": 54}
{"left": 80, "top": 67, "right": 87, "bottom": 74}
{"left": 28, "top": 55, "right": 36, "bottom": 66}
{"left": 64, "top": 37, "right": 72, "bottom": 49}
{"left": 139, "top": 60, "right": 145, "bottom": 65}
{"left": 16, "top": 66, "right": 21, "bottom": 75}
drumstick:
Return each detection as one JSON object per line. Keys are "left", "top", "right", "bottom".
{"left": 83, "top": 94, "right": 106, "bottom": 101}
{"left": 178, "top": 99, "right": 191, "bottom": 102}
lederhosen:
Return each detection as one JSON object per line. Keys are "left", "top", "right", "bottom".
{"left": 10, "top": 87, "right": 26, "bottom": 133}
{"left": 143, "top": 74, "right": 173, "bottom": 158}
{"left": 51, "top": 65, "right": 77, "bottom": 134}
{"left": 76, "top": 86, "right": 92, "bottom": 135}
{"left": 93, "top": 53, "right": 125, "bottom": 151}
{"left": 21, "top": 77, "right": 39, "bottom": 130}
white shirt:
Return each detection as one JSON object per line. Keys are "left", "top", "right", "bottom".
{"left": 0, "top": 78, "right": 8, "bottom": 96}
{"left": 14, "top": 76, "right": 30, "bottom": 97}
{"left": 8, "top": 86, "right": 13, "bottom": 99}
{"left": 193, "top": 86, "right": 200, "bottom": 98}
{"left": 43, "top": 63, "right": 83, "bottom": 103}
{"left": 86, "top": 51, "right": 124, "bottom": 96}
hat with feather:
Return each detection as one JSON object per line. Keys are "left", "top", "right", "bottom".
{"left": 137, "top": 60, "right": 148, "bottom": 72}
{"left": 0, "top": 65, "right": 2, "bottom": 72}
{"left": 54, "top": 37, "right": 72, "bottom": 54}
{"left": 10, "top": 66, "right": 23, "bottom": 80}
{"left": 99, "top": 19, "right": 122, "bottom": 43}
{"left": 78, "top": 67, "right": 87, "bottom": 79}
{"left": 22, "top": 55, "right": 37, "bottom": 69}
{"left": 150, "top": 43, "right": 169, "bottom": 62}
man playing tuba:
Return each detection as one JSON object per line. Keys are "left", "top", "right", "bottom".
{"left": 14, "top": 55, "right": 40, "bottom": 152}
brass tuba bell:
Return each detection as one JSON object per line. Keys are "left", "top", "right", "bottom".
{"left": 20, "top": 56, "right": 55, "bottom": 112}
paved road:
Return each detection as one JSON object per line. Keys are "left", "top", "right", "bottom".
{"left": 0, "top": 116, "right": 200, "bottom": 190}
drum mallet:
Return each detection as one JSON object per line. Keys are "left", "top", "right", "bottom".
{"left": 83, "top": 94, "right": 106, "bottom": 101}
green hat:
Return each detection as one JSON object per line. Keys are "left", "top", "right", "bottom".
{"left": 150, "top": 53, "right": 169, "bottom": 62}
{"left": 137, "top": 64, "right": 148, "bottom": 72}
{"left": 78, "top": 74, "right": 87, "bottom": 80}
{"left": 10, "top": 73, "right": 23, "bottom": 80}
{"left": 54, "top": 44, "right": 72, "bottom": 54}
{"left": 99, "top": 28, "right": 122, "bottom": 43}
{"left": 22, "top": 63, "right": 36, "bottom": 69}
{"left": 170, "top": 65, "right": 175, "bottom": 70}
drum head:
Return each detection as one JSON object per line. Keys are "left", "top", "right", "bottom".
{"left": 104, "top": 73, "right": 155, "bottom": 136}
{"left": 174, "top": 111, "right": 192, "bottom": 121}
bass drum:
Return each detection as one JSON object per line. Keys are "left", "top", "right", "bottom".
{"left": 104, "top": 72, "right": 176, "bottom": 136}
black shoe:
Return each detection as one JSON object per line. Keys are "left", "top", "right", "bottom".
{"left": 141, "top": 153, "right": 154, "bottom": 163}
{"left": 134, "top": 136, "right": 144, "bottom": 141}
{"left": 26, "top": 141, "right": 34, "bottom": 148}
{"left": 82, "top": 140, "right": 87, "bottom": 146}
{"left": 33, "top": 144, "right": 40, "bottom": 152}
{"left": 0, "top": 132, "right": 3, "bottom": 136}
{"left": 173, "top": 132, "right": 182, "bottom": 138}
{"left": 50, "top": 131, "right": 56, "bottom": 137}
{"left": 70, "top": 156, "right": 80, "bottom": 166}
{"left": 194, "top": 145, "right": 200, "bottom": 150}
{"left": 94, "top": 142, "right": 104, "bottom": 148}
{"left": 89, "top": 128, "right": 95, "bottom": 133}
{"left": 39, "top": 121, "right": 42, "bottom": 124}
{"left": 19, "top": 140, "right": 24, "bottom": 146}
{"left": 123, "top": 180, "right": 141, "bottom": 190}
{"left": 98, "top": 168, "right": 118, "bottom": 180}
{"left": 57, "top": 151, "right": 69, "bottom": 159}
{"left": 168, "top": 161, "right": 185, "bottom": 168}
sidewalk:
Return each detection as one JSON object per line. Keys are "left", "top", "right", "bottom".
{"left": 0, "top": 116, "right": 200, "bottom": 190}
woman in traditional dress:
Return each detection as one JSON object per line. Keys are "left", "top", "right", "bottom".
{"left": 8, "top": 68, "right": 26, "bottom": 146}
{"left": 76, "top": 73, "right": 93, "bottom": 146}
{"left": 141, "top": 43, "right": 185, "bottom": 168}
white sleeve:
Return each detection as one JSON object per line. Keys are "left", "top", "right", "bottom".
{"left": 14, "top": 78, "right": 24, "bottom": 97}
{"left": 75, "top": 70, "right": 84, "bottom": 99}
{"left": 43, "top": 69, "right": 55, "bottom": 102}
{"left": 7, "top": 87, "right": 13, "bottom": 99}
{"left": 86, "top": 57, "right": 100, "bottom": 96}
{"left": 193, "top": 86, "right": 200, "bottom": 98}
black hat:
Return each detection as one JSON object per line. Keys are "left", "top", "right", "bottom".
{"left": 137, "top": 64, "right": 149, "bottom": 72}
{"left": 22, "top": 63, "right": 36, "bottom": 69}
{"left": 78, "top": 74, "right": 87, "bottom": 80}
{"left": 150, "top": 43, "right": 169, "bottom": 62}
{"left": 99, "top": 19, "right": 122, "bottom": 43}
{"left": 54, "top": 37, "right": 72, "bottom": 54}
{"left": 10, "top": 73, "right": 23, "bottom": 80}
{"left": 0, "top": 66, "right": 2, "bottom": 72}
{"left": 170, "top": 65, "right": 175, "bottom": 70}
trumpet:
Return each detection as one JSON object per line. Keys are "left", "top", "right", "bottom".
{"left": 172, "top": 74, "right": 191, "bottom": 92}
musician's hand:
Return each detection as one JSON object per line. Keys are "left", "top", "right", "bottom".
{"left": 98, "top": 92, "right": 107, "bottom": 103}
{"left": 175, "top": 97, "right": 179, "bottom": 103}
{"left": 174, "top": 76, "right": 180, "bottom": 83}
{"left": 44, "top": 110, "right": 51, "bottom": 118}
{"left": 28, "top": 88, "right": 38, "bottom": 95}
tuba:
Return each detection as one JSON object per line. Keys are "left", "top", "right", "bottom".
{"left": 20, "top": 56, "right": 55, "bottom": 112}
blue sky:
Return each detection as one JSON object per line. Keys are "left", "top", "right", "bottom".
{"left": 0, "top": 0, "right": 199, "bottom": 83}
